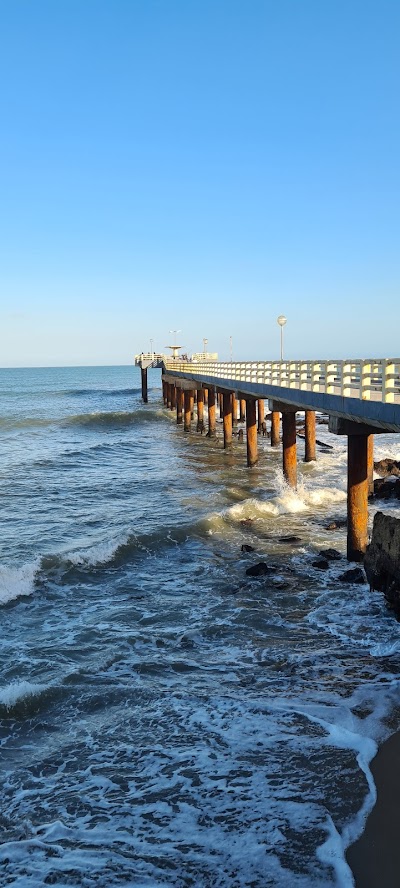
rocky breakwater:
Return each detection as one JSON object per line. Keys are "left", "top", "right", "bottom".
{"left": 364, "top": 511, "right": 400, "bottom": 616}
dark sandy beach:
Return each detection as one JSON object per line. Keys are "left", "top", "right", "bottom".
{"left": 346, "top": 730, "right": 400, "bottom": 887}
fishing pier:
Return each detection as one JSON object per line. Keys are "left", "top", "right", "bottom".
{"left": 135, "top": 354, "right": 400, "bottom": 563}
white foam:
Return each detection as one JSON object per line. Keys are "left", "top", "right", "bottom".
{"left": 67, "top": 532, "right": 131, "bottom": 567}
{"left": 0, "top": 561, "right": 40, "bottom": 605}
{"left": 226, "top": 480, "right": 346, "bottom": 524}
{"left": 0, "top": 680, "right": 46, "bottom": 709}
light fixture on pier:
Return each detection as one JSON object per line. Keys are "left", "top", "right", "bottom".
{"left": 203, "top": 338, "right": 208, "bottom": 353}
{"left": 277, "top": 315, "right": 287, "bottom": 361}
{"left": 167, "top": 330, "right": 182, "bottom": 360}
{"left": 150, "top": 338, "right": 154, "bottom": 356}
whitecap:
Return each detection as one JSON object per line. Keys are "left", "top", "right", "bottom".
{"left": 0, "top": 560, "right": 40, "bottom": 605}
{"left": 0, "top": 680, "right": 46, "bottom": 709}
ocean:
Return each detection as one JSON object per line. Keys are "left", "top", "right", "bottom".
{"left": 1, "top": 364, "right": 400, "bottom": 887}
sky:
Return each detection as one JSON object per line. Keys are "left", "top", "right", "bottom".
{"left": 0, "top": 0, "right": 399, "bottom": 366}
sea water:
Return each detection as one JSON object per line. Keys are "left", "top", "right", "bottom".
{"left": 1, "top": 365, "right": 400, "bottom": 887}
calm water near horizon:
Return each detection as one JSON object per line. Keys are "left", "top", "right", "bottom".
{"left": 1, "top": 365, "right": 400, "bottom": 887}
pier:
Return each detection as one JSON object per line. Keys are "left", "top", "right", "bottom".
{"left": 135, "top": 354, "right": 400, "bottom": 562}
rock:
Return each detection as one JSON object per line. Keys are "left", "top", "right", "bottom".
{"left": 373, "top": 458, "right": 400, "bottom": 478}
{"left": 278, "top": 535, "right": 302, "bottom": 544}
{"left": 364, "top": 511, "right": 400, "bottom": 614}
{"left": 245, "top": 562, "right": 273, "bottom": 577}
{"left": 241, "top": 544, "right": 255, "bottom": 553}
{"left": 325, "top": 519, "right": 347, "bottom": 531}
{"left": 240, "top": 518, "right": 253, "bottom": 526}
{"left": 373, "top": 478, "right": 400, "bottom": 500}
{"left": 338, "top": 567, "right": 366, "bottom": 584}
{"left": 312, "top": 559, "right": 329, "bottom": 570}
{"left": 318, "top": 548, "right": 342, "bottom": 561}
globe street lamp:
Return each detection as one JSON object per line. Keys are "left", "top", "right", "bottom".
{"left": 277, "top": 315, "right": 287, "bottom": 361}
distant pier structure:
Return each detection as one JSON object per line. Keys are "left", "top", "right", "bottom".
{"left": 135, "top": 353, "right": 400, "bottom": 563}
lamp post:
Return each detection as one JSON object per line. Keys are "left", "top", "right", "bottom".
{"left": 169, "top": 329, "right": 181, "bottom": 347}
{"left": 277, "top": 315, "right": 287, "bottom": 361}
{"left": 150, "top": 338, "right": 153, "bottom": 357}
{"left": 203, "top": 338, "right": 208, "bottom": 354}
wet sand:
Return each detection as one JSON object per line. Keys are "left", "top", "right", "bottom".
{"left": 346, "top": 730, "right": 400, "bottom": 887}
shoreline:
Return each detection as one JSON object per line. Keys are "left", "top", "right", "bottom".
{"left": 346, "top": 729, "right": 400, "bottom": 887}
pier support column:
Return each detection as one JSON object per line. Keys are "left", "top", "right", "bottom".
{"left": 282, "top": 412, "right": 297, "bottom": 488}
{"left": 204, "top": 388, "right": 208, "bottom": 406}
{"left": 219, "top": 393, "right": 223, "bottom": 419}
{"left": 347, "top": 434, "right": 368, "bottom": 561}
{"left": 162, "top": 379, "right": 167, "bottom": 404}
{"left": 190, "top": 392, "right": 195, "bottom": 420}
{"left": 207, "top": 387, "right": 216, "bottom": 436}
{"left": 166, "top": 384, "right": 172, "bottom": 409}
{"left": 176, "top": 388, "right": 183, "bottom": 424}
{"left": 246, "top": 399, "right": 258, "bottom": 467}
{"left": 368, "top": 434, "right": 374, "bottom": 498}
{"left": 141, "top": 367, "right": 148, "bottom": 403}
{"left": 271, "top": 411, "right": 280, "bottom": 446}
{"left": 232, "top": 394, "right": 237, "bottom": 426}
{"left": 240, "top": 399, "right": 246, "bottom": 422}
{"left": 184, "top": 391, "right": 192, "bottom": 431}
{"left": 223, "top": 393, "right": 233, "bottom": 448}
{"left": 170, "top": 385, "right": 176, "bottom": 410}
{"left": 197, "top": 389, "right": 205, "bottom": 432}
{"left": 304, "top": 410, "right": 316, "bottom": 462}
{"left": 257, "top": 400, "right": 264, "bottom": 433}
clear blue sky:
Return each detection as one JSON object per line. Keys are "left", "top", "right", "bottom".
{"left": 1, "top": 0, "right": 399, "bottom": 366}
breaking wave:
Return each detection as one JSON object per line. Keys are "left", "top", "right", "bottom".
{"left": 0, "top": 561, "right": 40, "bottom": 605}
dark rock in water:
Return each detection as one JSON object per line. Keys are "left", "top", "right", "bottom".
{"left": 338, "top": 567, "right": 366, "bottom": 584}
{"left": 312, "top": 559, "right": 329, "bottom": 570}
{"left": 364, "top": 511, "right": 400, "bottom": 614}
{"left": 374, "top": 458, "right": 400, "bottom": 478}
{"left": 241, "top": 544, "right": 255, "bottom": 553}
{"left": 245, "top": 562, "right": 273, "bottom": 577}
{"left": 240, "top": 518, "right": 254, "bottom": 526}
{"left": 373, "top": 478, "right": 400, "bottom": 500}
{"left": 278, "top": 535, "right": 302, "bottom": 544}
{"left": 325, "top": 519, "right": 347, "bottom": 531}
{"left": 318, "top": 548, "right": 342, "bottom": 561}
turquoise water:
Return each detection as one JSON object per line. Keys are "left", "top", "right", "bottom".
{"left": 1, "top": 365, "right": 400, "bottom": 887}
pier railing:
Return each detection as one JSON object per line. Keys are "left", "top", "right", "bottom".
{"left": 164, "top": 359, "right": 400, "bottom": 404}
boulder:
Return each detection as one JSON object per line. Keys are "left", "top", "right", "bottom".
{"left": 364, "top": 511, "right": 400, "bottom": 614}
{"left": 373, "top": 478, "right": 400, "bottom": 500}
{"left": 312, "top": 559, "right": 329, "bottom": 570}
{"left": 278, "top": 535, "right": 302, "bottom": 544}
{"left": 245, "top": 562, "right": 273, "bottom": 577}
{"left": 241, "top": 544, "right": 255, "bottom": 553}
{"left": 318, "top": 548, "right": 342, "bottom": 561}
{"left": 373, "top": 458, "right": 400, "bottom": 478}
{"left": 338, "top": 567, "right": 366, "bottom": 584}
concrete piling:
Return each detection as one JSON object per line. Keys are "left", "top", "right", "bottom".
{"left": 246, "top": 399, "right": 258, "bottom": 467}
{"left": 197, "top": 389, "right": 205, "bottom": 432}
{"left": 184, "top": 391, "right": 192, "bottom": 431}
{"left": 282, "top": 412, "right": 297, "bottom": 488}
{"left": 368, "top": 434, "right": 374, "bottom": 497}
{"left": 141, "top": 368, "right": 148, "bottom": 403}
{"left": 223, "top": 393, "right": 233, "bottom": 448}
{"left": 240, "top": 399, "right": 246, "bottom": 422}
{"left": 304, "top": 410, "right": 316, "bottom": 462}
{"left": 176, "top": 387, "right": 183, "bottom": 424}
{"left": 271, "top": 411, "right": 280, "bottom": 446}
{"left": 347, "top": 434, "right": 369, "bottom": 561}
{"left": 208, "top": 387, "right": 216, "bottom": 436}
{"left": 232, "top": 394, "right": 237, "bottom": 426}
{"left": 257, "top": 400, "right": 264, "bottom": 434}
